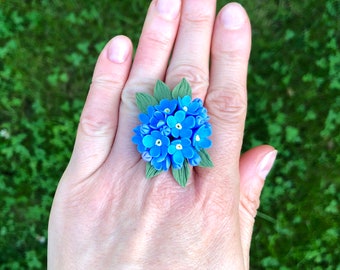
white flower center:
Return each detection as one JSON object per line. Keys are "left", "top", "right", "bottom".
{"left": 183, "top": 106, "right": 188, "bottom": 112}
{"left": 195, "top": 135, "right": 200, "bottom": 142}
{"left": 176, "top": 144, "right": 183, "bottom": 150}
{"left": 175, "top": 123, "right": 182, "bottom": 130}
{"left": 164, "top": 108, "right": 170, "bottom": 113}
{"left": 155, "top": 139, "right": 162, "bottom": 146}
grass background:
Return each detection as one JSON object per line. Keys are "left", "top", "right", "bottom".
{"left": 0, "top": 0, "right": 339, "bottom": 269}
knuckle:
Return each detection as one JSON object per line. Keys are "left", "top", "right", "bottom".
{"left": 121, "top": 79, "right": 156, "bottom": 108}
{"left": 206, "top": 85, "right": 247, "bottom": 123}
{"left": 182, "top": 10, "right": 213, "bottom": 28}
{"left": 142, "top": 30, "right": 172, "bottom": 52}
{"left": 91, "top": 74, "right": 124, "bottom": 92}
{"left": 240, "top": 192, "right": 260, "bottom": 219}
{"left": 167, "top": 64, "right": 209, "bottom": 94}
{"left": 79, "top": 112, "right": 115, "bottom": 138}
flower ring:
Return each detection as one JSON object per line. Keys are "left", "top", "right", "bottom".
{"left": 132, "top": 79, "right": 213, "bottom": 187}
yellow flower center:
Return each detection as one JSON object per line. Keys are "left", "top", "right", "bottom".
{"left": 176, "top": 144, "right": 183, "bottom": 150}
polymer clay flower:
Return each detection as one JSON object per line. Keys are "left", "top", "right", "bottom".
{"left": 142, "top": 131, "right": 170, "bottom": 158}
{"left": 167, "top": 110, "right": 195, "bottom": 138}
{"left": 192, "top": 124, "right": 212, "bottom": 150}
{"left": 168, "top": 138, "right": 195, "bottom": 169}
{"left": 132, "top": 79, "right": 213, "bottom": 187}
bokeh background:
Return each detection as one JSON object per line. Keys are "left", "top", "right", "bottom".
{"left": 1, "top": 0, "right": 339, "bottom": 269}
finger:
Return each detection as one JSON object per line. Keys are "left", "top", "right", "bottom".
{"left": 113, "top": 0, "right": 182, "bottom": 161}
{"left": 238, "top": 145, "right": 277, "bottom": 266}
{"left": 65, "top": 36, "right": 133, "bottom": 180}
{"left": 166, "top": 0, "right": 216, "bottom": 99}
{"left": 197, "top": 3, "right": 251, "bottom": 189}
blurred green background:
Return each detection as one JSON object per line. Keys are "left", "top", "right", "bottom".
{"left": 0, "top": 0, "right": 339, "bottom": 269}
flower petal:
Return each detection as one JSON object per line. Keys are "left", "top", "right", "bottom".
{"left": 175, "top": 110, "right": 186, "bottom": 122}
{"left": 150, "top": 146, "right": 161, "bottom": 157}
{"left": 167, "top": 115, "right": 177, "bottom": 128}
{"left": 181, "top": 138, "right": 191, "bottom": 147}
{"left": 182, "top": 146, "right": 194, "bottom": 159}
{"left": 201, "top": 139, "right": 212, "bottom": 149}
{"left": 180, "top": 128, "right": 192, "bottom": 138}
{"left": 142, "top": 135, "right": 155, "bottom": 148}
{"left": 173, "top": 151, "right": 184, "bottom": 166}
{"left": 168, "top": 145, "right": 176, "bottom": 155}
{"left": 183, "top": 116, "right": 195, "bottom": 128}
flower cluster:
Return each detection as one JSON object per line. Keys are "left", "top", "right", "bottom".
{"left": 133, "top": 95, "right": 212, "bottom": 171}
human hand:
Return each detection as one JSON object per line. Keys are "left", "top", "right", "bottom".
{"left": 48, "top": 1, "right": 277, "bottom": 269}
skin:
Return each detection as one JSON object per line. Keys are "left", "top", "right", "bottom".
{"left": 48, "top": 1, "right": 276, "bottom": 269}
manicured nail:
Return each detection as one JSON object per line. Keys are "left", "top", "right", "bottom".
{"left": 108, "top": 36, "right": 129, "bottom": 64}
{"left": 257, "top": 150, "right": 278, "bottom": 180}
{"left": 157, "top": 0, "right": 181, "bottom": 20}
{"left": 221, "top": 3, "right": 246, "bottom": 30}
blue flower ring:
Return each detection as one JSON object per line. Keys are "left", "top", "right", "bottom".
{"left": 132, "top": 78, "right": 213, "bottom": 187}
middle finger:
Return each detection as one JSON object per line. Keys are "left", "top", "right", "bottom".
{"left": 166, "top": 0, "right": 217, "bottom": 100}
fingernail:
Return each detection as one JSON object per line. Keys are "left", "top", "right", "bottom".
{"left": 156, "top": 0, "right": 181, "bottom": 20}
{"left": 221, "top": 3, "right": 246, "bottom": 30}
{"left": 108, "top": 36, "right": 129, "bottom": 64}
{"left": 257, "top": 150, "right": 278, "bottom": 180}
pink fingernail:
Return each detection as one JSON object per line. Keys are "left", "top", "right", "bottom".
{"left": 221, "top": 3, "right": 246, "bottom": 30}
{"left": 156, "top": 0, "right": 181, "bottom": 20}
{"left": 257, "top": 150, "right": 278, "bottom": 180}
{"left": 108, "top": 36, "right": 129, "bottom": 64}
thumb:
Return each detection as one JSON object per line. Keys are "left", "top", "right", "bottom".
{"left": 238, "top": 145, "right": 277, "bottom": 265}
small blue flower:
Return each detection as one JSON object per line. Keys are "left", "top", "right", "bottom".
{"left": 192, "top": 124, "right": 212, "bottom": 150}
{"left": 139, "top": 106, "right": 156, "bottom": 124}
{"left": 167, "top": 110, "right": 195, "bottom": 138}
{"left": 178, "top": 96, "right": 202, "bottom": 115}
{"left": 151, "top": 155, "right": 171, "bottom": 171}
{"left": 195, "top": 107, "right": 209, "bottom": 127}
{"left": 155, "top": 99, "right": 178, "bottom": 115}
{"left": 168, "top": 138, "right": 195, "bottom": 168}
{"left": 188, "top": 151, "right": 201, "bottom": 166}
{"left": 142, "top": 131, "right": 170, "bottom": 158}
{"left": 149, "top": 111, "right": 166, "bottom": 129}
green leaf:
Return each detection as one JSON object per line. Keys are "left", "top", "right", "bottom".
{"left": 146, "top": 162, "right": 163, "bottom": 179}
{"left": 172, "top": 78, "right": 192, "bottom": 99}
{"left": 136, "top": 92, "right": 158, "bottom": 113}
{"left": 198, "top": 149, "right": 214, "bottom": 168}
{"left": 172, "top": 161, "right": 190, "bottom": 187}
{"left": 154, "top": 80, "right": 172, "bottom": 101}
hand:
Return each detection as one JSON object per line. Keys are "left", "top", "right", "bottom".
{"left": 48, "top": 1, "right": 277, "bottom": 269}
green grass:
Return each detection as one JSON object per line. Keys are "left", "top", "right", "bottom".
{"left": 1, "top": 0, "right": 339, "bottom": 269}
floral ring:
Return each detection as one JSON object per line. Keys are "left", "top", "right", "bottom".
{"left": 132, "top": 79, "right": 213, "bottom": 187}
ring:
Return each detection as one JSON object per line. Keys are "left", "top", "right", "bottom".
{"left": 132, "top": 79, "right": 213, "bottom": 187}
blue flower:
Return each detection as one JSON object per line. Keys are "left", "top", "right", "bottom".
{"left": 142, "top": 131, "right": 170, "bottom": 158}
{"left": 168, "top": 138, "right": 195, "bottom": 168}
{"left": 155, "top": 99, "right": 178, "bottom": 115}
{"left": 151, "top": 155, "right": 171, "bottom": 171}
{"left": 132, "top": 92, "right": 213, "bottom": 174}
{"left": 139, "top": 106, "right": 155, "bottom": 124}
{"left": 178, "top": 96, "right": 202, "bottom": 115}
{"left": 167, "top": 110, "right": 195, "bottom": 138}
{"left": 188, "top": 151, "right": 201, "bottom": 166}
{"left": 149, "top": 110, "right": 166, "bottom": 129}
{"left": 192, "top": 124, "right": 212, "bottom": 150}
